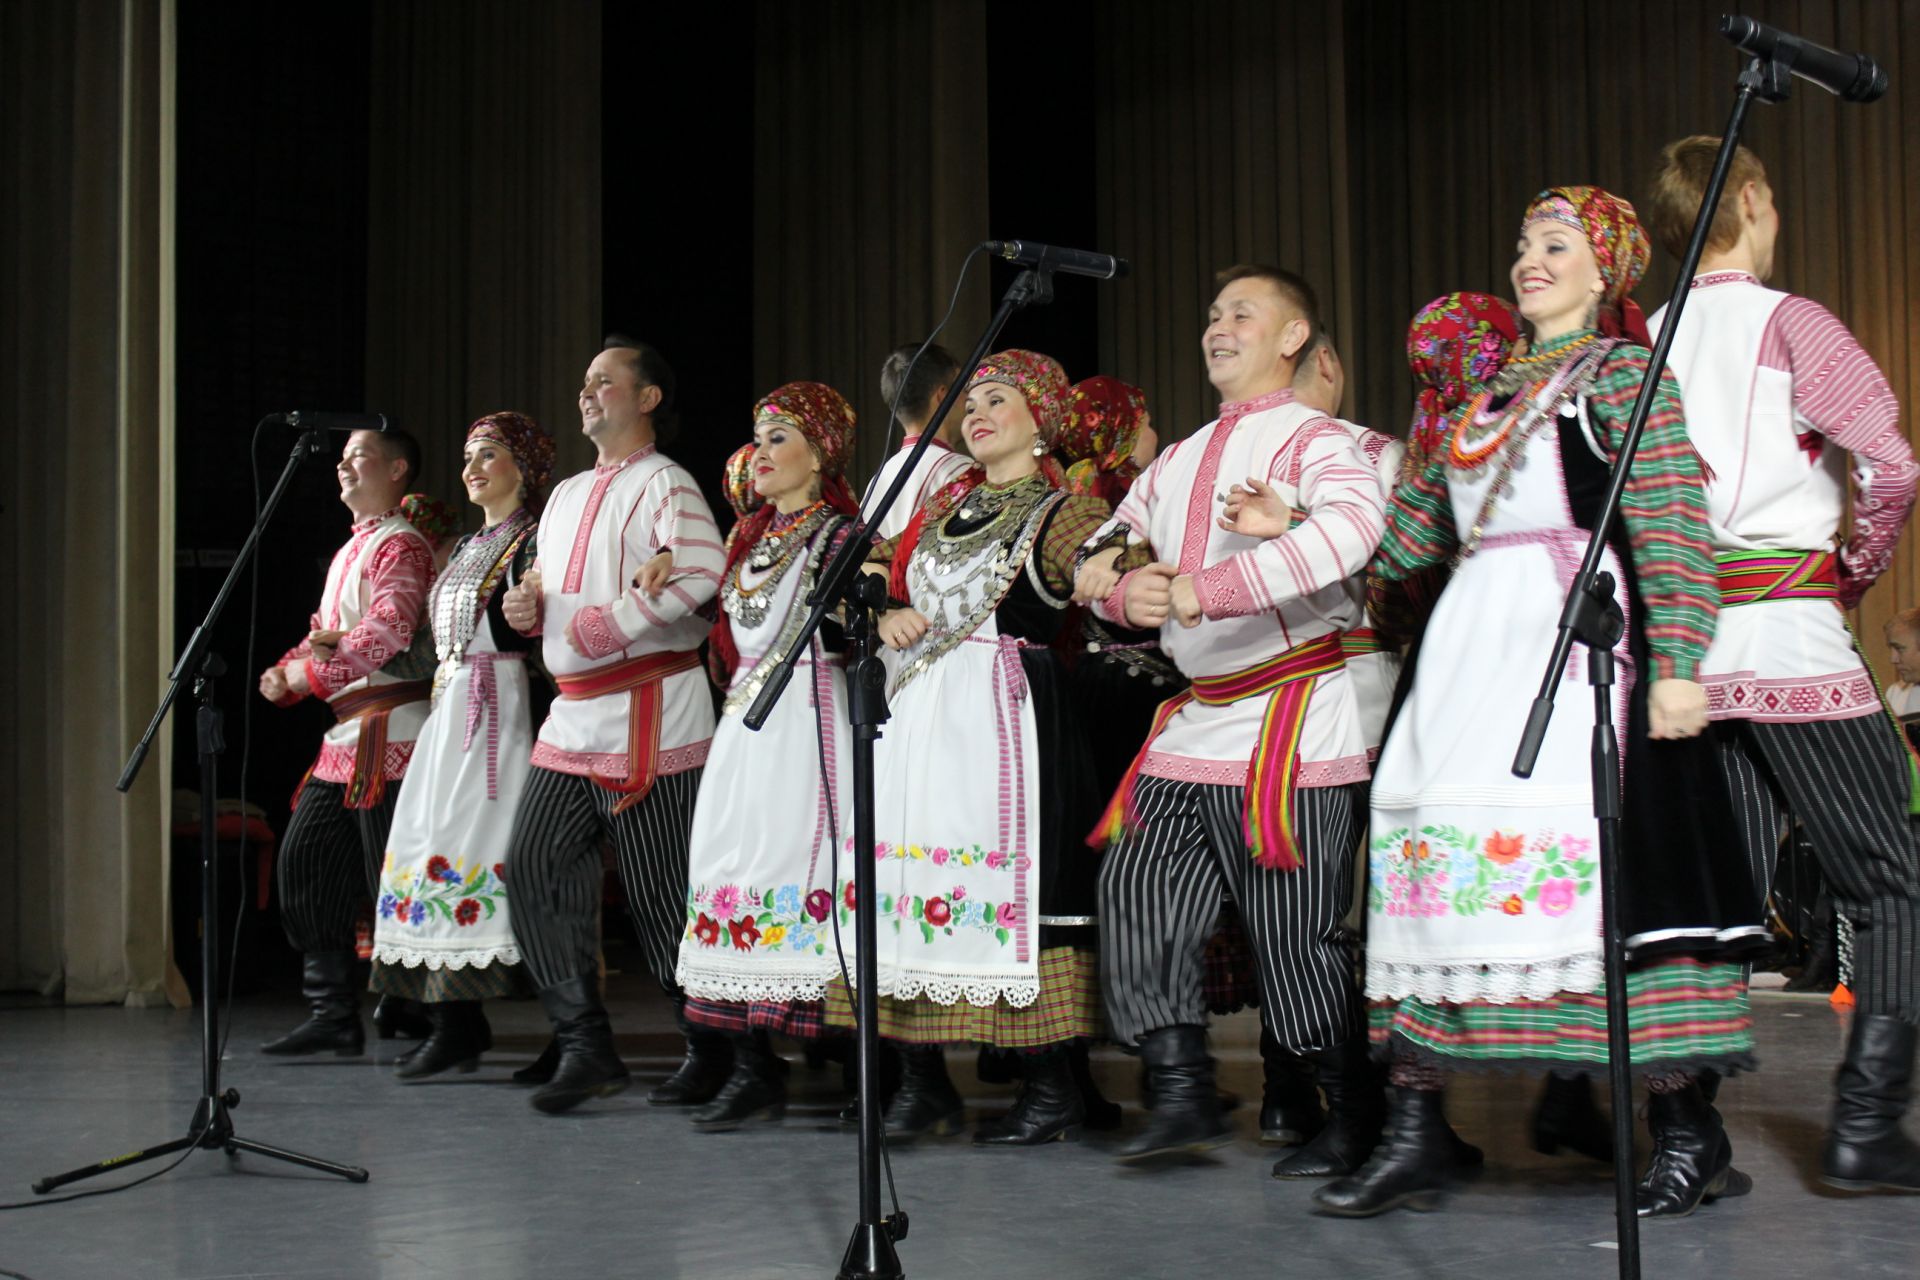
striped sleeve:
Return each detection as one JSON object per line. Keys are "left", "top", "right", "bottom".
{"left": 583, "top": 467, "right": 724, "bottom": 651}
{"left": 1191, "top": 419, "right": 1385, "bottom": 619}
{"left": 1588, "top": 346, "right": 1719, "bottom": 682}
{"left": 1368, "top": 446, "right": 1458, "bottom": 584}
{"left": 1761, "top": 296, "right": 1914, "bottom": 603}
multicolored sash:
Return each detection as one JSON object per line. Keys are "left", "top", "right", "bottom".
{"left": 302, "top": 679, "right": 431, "bottom": 811}
{"left": 557, "top": 649, "right": 701, "bottom": 814}
{"left": 1715, "top": 549, "right": 1837, "bottom": 606}
{"left": 1341, "top": 628, "right": 1387, "bottom": 659}
{"left": 1089, "top": 631, "right": 1346, "bottom": 870}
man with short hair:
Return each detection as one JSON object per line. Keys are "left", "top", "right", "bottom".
{"left": 260, "top": 428, "right": 435, "bottom": 1055}
{"left": 863, "top": 342, "right": 974, "bottom": 540}
{"left": 1078, "top": 266, "right": 1388, "bottom": 1173}
{"left": 1648, "top": 135, "right": 1920, "bottom": 1193}
{"left": 499, "top": 335, "right": 727, "bottom": 1114}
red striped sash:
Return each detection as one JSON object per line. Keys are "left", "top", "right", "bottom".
{"left": 1715, "top": 549, "right": 1837, "bottom": 606}
{"left": 1089, "top": 632, "right": 1346, "bottom": 870}
{"left": 557, "top": 649, "right": 702, "bottom": 813}
{"left": 330, "top": 679, "right": 429, "bottom": 810}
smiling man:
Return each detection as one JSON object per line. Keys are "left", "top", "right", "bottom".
{"left": 259, "top": 427, "right": 435, "bottom": 1056}
{"left": 496, "top": 334, "right": 728, "bottom": 1115}
{"left": 1075, "top": 266, "right": 1390, "bottom": 1176}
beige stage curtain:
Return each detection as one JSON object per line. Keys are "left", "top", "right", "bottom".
{"left": 365, "top": 0, "right": 603, "bottom": 508}
{"left": 1, "top": 0, "right": 181, "bottom": 1005}
{"left": 1091, "top": 0, "right": 1355, "bottom": 443}
{"left": 1341, "top": 0, "right": 1920, "bottom": 676}
{"left": 751, "top": 0, "right": 991, "bottom": 484}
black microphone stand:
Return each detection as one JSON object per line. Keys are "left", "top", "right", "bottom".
{"left": 34, "top": 424, "right": 370, "bottom": 1195}
{"left": 745, "top": 265, "right": 1057, "bottom": 1280}
{"left": 1508, "top": 44, "right": 1799, "bottom": 1280}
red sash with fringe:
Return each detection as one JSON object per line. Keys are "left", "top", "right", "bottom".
{"left": 556, "top": 649, "right": 702, "bottom": 814}
{"left": 290, "top": 679, "right": 431, "bottom": 812}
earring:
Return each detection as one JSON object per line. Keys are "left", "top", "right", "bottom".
{"left": 1031, "top": 439, "right": 1047, "bottom": 457}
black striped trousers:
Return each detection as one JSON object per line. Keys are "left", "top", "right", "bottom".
{"left": 502, "top": 765, "right": 701, "bottom": 992}
{"left": 277, "top": 780, "right": 397, "bottom": 954}
{"left": 1099, "top": 776, "right": 1365, "bottom": 1052}
{"left": 1714, "top": 715, "right": 1920, "bottom": 1021}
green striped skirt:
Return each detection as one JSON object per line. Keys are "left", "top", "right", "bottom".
{"left": 1370, "top": 957, "right": 1755, "bottom": 1076}
{"left": 824, "top": 946, "right": 1101, "bottom": 1048}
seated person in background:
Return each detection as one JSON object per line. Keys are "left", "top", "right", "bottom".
{"left": 1885, "top": 608, "right": 1920, "bottom": 744}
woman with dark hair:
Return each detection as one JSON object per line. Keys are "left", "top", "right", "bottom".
{"left": 832, "top": 350, "right": 1110, "bottom": 1147}
{"left": 672, "top": 383, "right": 861, "bottom": 1131}
{"left": 369, "top": 412, "right": 554, "bottom": 1078}
{"left": 1318, "top": 188, "right": 1767, "bottom": 1218}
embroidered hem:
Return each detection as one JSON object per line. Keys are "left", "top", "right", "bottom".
{"left": 675, "top": 966, "right": 833, "bottom": 1004}
{"left": 529, "top": 738, "right": 710, "bottom": 778}
{"left": 1368, "top": 949, "right": 1605, "bottom": 1005}
{"left": 314, "top": 740, "right": 416, "bottom": 784}
{"left": 371, "top": 941, "right": 523, "bottom": 970}
{"left": 1701, "top": 669, "right": 1881, "bottom": 722}
{"left": 1138, "top": 749, "right": 1371, "bottom": 788}
{"left": 867, "top": 971, "right": 1040, "bottom": 1009}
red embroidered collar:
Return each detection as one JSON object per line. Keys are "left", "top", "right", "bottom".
{"left": 595, "top": 442, "right": 657, "bottom": 475}
{"left": 1692, "top": 270, "right": 1760, "bottom": 289}
{"left": 350, "top": 505, "right": 403, "bottom": 533}
{"left": 1218, "top": 386, "right": 1295, "bottom": 427}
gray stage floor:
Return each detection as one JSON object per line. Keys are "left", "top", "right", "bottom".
{"left": 2, "top": 981, "right": 1916, "bottom": 1280}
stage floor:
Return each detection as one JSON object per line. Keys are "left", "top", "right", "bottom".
{"left": 2, "top": 975, "right": 1916, "bottom": 1279}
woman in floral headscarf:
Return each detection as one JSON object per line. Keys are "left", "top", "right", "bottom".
{"left": 830, "top": 349, "right": 1111, "bottom": 1148}
{"left": 370, "top": 411, "right": 554, "bottom": 1079}
{"left": 1317, "top": 189, "right": 1767, "bottom": 1218}
{"left": 668, "top": 382, "right": 862, "bottom": 1131}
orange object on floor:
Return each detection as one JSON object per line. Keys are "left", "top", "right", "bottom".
{"left": 1830, "top": 982, "right": 1855, "bottom": 1010}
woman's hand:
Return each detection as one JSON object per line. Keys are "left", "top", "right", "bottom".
{"left": 1648, "top": 678, "right": 1709, "bottom": 740}
{"left": 1073, "top": 547, "right": 1123, "bottom": 604}
{"left": 502, "top": 569, "right": 543, "bottom": 633}
{"left": 877, "top": 607, "right": 930, "bottom": 651}
{"left": 633, "top": 551, "right": 673, "bottom": 597}
{"left": 1217, "top": 475, "right": 1293, "bottom": 537}
{"left": 306, "top": 628, "right": 345, "bottom": 664}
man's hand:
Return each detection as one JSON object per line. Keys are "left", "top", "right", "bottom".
{"left": 633, "top": 551, "right": 673, "bottom": 597}
{"left": 877, "top": 607, "right": 930, "bottom": 651}
{"left": 1171, "top": 574, "right": 1203, "bottom": 628}
{"left": 306, "top": 628, "right": 345, "bottom": 664}
{"left": 1122, "top": 562, "right": 1178, "bottom": 629}
{"left": 1648, "top": 678, "right": 1709, "bottom": 740}
{"left": 284, "top": 660, "right": 311, "bottom": 696}
{"left": 1073, "top": 547, "right": 1124, "bottom": 604}
{"left": 258, "top": 666, "right": 289, "bottom": 703}
{"left": 503, "top": 569, "right": 543, "bottom": 634}
{"left": 1217, "top": 475, "right": 1293, "bottom": 537}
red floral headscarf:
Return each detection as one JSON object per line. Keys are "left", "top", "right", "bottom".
{"left": 466, "top": 411, "right": 556, "bottom": 507}
{"left": 721, "top": 442, "right": 761, "bottom": 520}
{"left": 1405, "top": 292, "right": 1523, "bottom": 459}
{"left": 965, "top": 349, "right": 1072, "bottom": 444}
{"left": 1058, "top": 376, "right": 1148, "bottom": 503}
{"left": 752, "top": 381, "right": 857, "bottom": 478}
{"left": 1521, "top": 185, "right": 1653, "bottom": 344}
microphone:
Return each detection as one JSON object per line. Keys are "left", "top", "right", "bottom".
{"left": 1721, "top": 14, "right": 1888, "bottom": 102}
{"left": 982, "top": 240, "right": 1131, "bottom": 280}
{"left": 277, "top": 411, "right": 390, "bottom": 433}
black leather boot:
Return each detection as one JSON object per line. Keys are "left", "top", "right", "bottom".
{"left": 1312, "top": 1086, "right": 1453, "bottom": 1216}
{"left": 1271, "top": 1035, "right": 1385, "bottom": 1178}
{"left": 692, "top": 1031, "right": 787, "bottom": 1131}
{"left": 513, "top": 1035, "right": 561, "bottom": 1086}
{"left": 1114, "top": 1026, "right": 1230, "bottom": 1164}
{"left": 372, "top": 994, "right": 433, "bottom": 1041}
{"left": 1068, "top": 1041, "right": 1123, "bottom": 1131}
{"left": 975, "top": 1046, "right": 1086, "bottom": 1146}
{"left": 1636, "top": 1082, "right": 1752, "bottom": 1216}
{"left": 1259, "top": 1028, "right": 1326, "bottom": 1147}
{"left": 882, "top": 1044, "right": 966, "bottom": 1139}
{"left": 1823, "top": 1013, "right": 1920, "bottom": 1192}
{"left": 646, "top": 1002, "right": 733, "bottom": 1107}
{"left": 261, "top": 952, "right": 364, "bottom": 1056}
{"left": 395, "top": 1001, "right": 493, "bottom": 1080}
{"left": 529, "top": 977, "right": 631, "bottom": 1114}
{"left": 1532, "top": 1071, "right": 1614, "bottom": 1163}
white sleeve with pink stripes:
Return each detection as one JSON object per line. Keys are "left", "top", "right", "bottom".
{"left": 1765, "top": 296, "right": 1915, "bottom": 596}
{"left": 1192, "top": 424, "right": 1385, "bottom": 619}
{"left": 602, "top": 467, "right": 725, "bottom": 637}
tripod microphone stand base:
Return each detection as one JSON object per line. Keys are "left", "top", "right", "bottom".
{"left": 32, "top": 1090, "right": 370, "bottom": 1195}
{"left": 837, "top": 1221, "right": 905, "bottom": 1280}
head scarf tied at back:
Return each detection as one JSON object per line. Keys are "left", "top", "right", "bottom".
{"left": 466, "top": 410, "right": 557, "bottom": 509}
{"left": 965, "top": 349, "right": 1073, "bottom": 445}
{"left": 711, "top": 382, "right": 859, "bottom": 681}
{"left": 1405, "top": 292, "right": 1523, "bottom": 465}
{"left": 1520, "top": 185, "right": 1653, "bottom": 345}
{"left": 1057, "top": 376, "right": 1148, "bottom": 504}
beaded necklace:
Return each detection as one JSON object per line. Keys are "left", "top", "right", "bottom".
{"left": 1449, "top": 330, "right": 1603, "bottom": 471}
{"left": 724, "top": 500, "right": 832, "bottom": 631}
{"left": 429, "top": 507, "right": 534, "bottom": 664}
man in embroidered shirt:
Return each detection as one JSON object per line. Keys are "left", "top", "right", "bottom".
{"left": 1649, "top": 136, "right": 1920, "bottom": 1193}
{"left": 259, "top": 428, "right": 434, "bottom": 1055}
{"left": 862, "top": 342, "right": 974, "bottom": 541}
{"left": 1075, "top": 266, "right": 1389, "bottom": 1174}
{"left": 499, "top": 335, "right": 727, "bottom": 1114}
